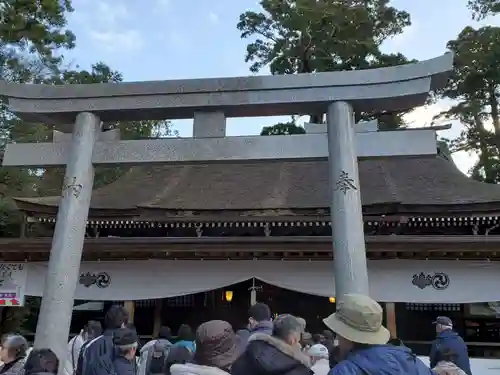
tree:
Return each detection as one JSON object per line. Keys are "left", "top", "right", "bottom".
{"left": 468, "top": 0, "right": 500, "bottom": 19}
{"left": 237, "top": 0, "right": 414, "bottom": 127}
{"left": 435, "top": 26, "right": 500, "bottom": 182}
{"left": 261, "top": 121, "right": 305, "bottom": 135}
{"left": 0, "top": 0, "right": 80, "bottom": 238}
{"left": 0, "top": 0, "right": 75, "bottom": 80}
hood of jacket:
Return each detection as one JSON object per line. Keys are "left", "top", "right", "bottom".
{"left": 170, "top": 363, "right": 230, "bottom": 375}
{"left": 336, "top": 345, "right": 431, "bottom": 375}
{"left": 250, "top": 320, "right": 273, "bottom": 336}
{"left": 242, "top": 333, "right": 311, "bottom": 374}
{"left": 437, "top": 330, "right": 459, "bottom": 341}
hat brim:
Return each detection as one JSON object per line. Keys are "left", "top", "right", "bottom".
{"left": 323, "top": 313, "right": 390, "bottom": 345}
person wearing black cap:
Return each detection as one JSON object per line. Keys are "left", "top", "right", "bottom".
{"left": 430, "top": 316, "right": 471, "bottom": 375}
{"left": 113, "top": 328, "right": 139, "bottom": 375}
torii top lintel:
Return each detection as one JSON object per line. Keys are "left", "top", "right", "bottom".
{"left": 1, "top": 53, "right": 453, "bottom": 125}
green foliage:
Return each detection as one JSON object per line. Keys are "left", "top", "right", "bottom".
{"left": 0, "top": 0, "right": 79, "bottom": 237}
{"left": 0, "top": 0, "right": 177, "bottom": 234}
{"left": 436, "top": 26, "right": 500, "bottom": 182}
{"left": 0, "top": 0, "right": 75, "bottom": 73}
{"left": 261, "top": 121, "right": 306, "bottom": 135}
{"left": 467, "top": 0, "right": 500, "bottom": 19}
{"left": 237, "top": 0, "right": 414, "bottom": 128}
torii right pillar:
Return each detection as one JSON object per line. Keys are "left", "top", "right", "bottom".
{"left": 327, "top": 101, "right": 370, "bottom": 302}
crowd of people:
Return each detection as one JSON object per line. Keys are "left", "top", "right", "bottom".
{"left": 0, "top": 293, "right": 472, "bottom": 375}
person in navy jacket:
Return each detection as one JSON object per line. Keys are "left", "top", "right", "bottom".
{"left": 429, "top": 316, "right": 471, "bottom": 375}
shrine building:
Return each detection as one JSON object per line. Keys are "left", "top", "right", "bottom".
{"left": 2, "top": 141, "right": 500, "bottom": 357}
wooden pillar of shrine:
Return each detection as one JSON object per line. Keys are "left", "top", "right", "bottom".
{"left": 124, "top": 301, "right": 135, "bottom": 324}
{"left": 385, "top": 302, "right": 397, "bottom": 339}
{"left": 152, "top": 299, "right": 163, "bottom": 338}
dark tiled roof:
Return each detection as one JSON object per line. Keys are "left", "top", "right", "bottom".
{"left": 14, "top": 155, "right": 500, "bottom": 215}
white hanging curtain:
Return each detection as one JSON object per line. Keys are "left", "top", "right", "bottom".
{"left": 22, "top": 259, "right": 500, "bottom": 303}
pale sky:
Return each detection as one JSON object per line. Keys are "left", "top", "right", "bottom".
{"left": 64, "top": 0, "right": 500, "bottom": 175}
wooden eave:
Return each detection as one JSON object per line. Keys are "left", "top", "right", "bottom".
{"left": 32, "top": 214, "right": 500, "bottom": 229}
{"left": 1, "top": 236, "right": 500, "bottom": 262}
{"left": 18, "top": 201, "right": 500, "bottom": 224}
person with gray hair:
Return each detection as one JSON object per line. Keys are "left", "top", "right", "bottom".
{"left": 112, "top": 328, "right": 139, "bottom": 375}
{"left": 231, "top": 314, "right": 311, "bottom": 375}
{"left": 0, "top": 334, "right": 28, "bottom": 375}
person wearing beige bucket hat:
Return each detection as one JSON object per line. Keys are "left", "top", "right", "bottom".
{"left": 323, "top": 294, "right": 434, "bottom": 375}
{"left": 323, "top": 293, "right": 390, "bottom": 347}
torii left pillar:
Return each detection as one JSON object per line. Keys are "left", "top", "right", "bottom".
{"left": 34, "top": 112, "right": 101, "bottom": 363}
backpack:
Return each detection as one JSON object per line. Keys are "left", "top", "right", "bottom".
{"left": 147, "top": 340, "right": 172, "bottom": 375}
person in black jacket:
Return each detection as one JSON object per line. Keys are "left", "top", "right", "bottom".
{"left": 76, "top": 305, "right": 129, "bottom": 375}
{"left": 231, "top": 314, "right": 311, "bottom": 375}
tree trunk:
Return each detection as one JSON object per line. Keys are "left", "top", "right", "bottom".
{"left": 300, "top": 56, "right": 324, "bottom": 123}
{"left": 487, "top": 86, "right": 500, "bottom": 152}
{"left": 488, "top": 86, "right": 500, "bottom": 134}
{"left": 474, "top": 111, "right": 497, "bottom": 183}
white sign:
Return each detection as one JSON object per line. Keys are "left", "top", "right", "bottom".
{"left": 0, "top": 263, "right": 27, "bottom": 306}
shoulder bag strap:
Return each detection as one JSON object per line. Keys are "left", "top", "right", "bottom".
{"left": 71, "top": 336, "right": 78, "bottom": 370}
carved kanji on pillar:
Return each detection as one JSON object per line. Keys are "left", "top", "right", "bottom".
{"left": 334, "top": 170, "right": 357, "bottom": 194}
{"left": 61, "top": 177, "right": 83, "bottom": 198}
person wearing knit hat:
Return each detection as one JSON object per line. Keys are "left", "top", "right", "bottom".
{"left": 308, "top": 344, "right": 329, "bottom": 375}
{"left": 170, "top": 320, "right": 240, "bottom": 375}
{"left": 112, "top": 328, "right": 139, "bottom": 375}
{"left": 324, "top": 294, "right": 434, "bottom": 375}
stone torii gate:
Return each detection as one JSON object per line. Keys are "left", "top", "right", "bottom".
{"left": 2, "top": 53, "right": 453, "bottom": 359}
